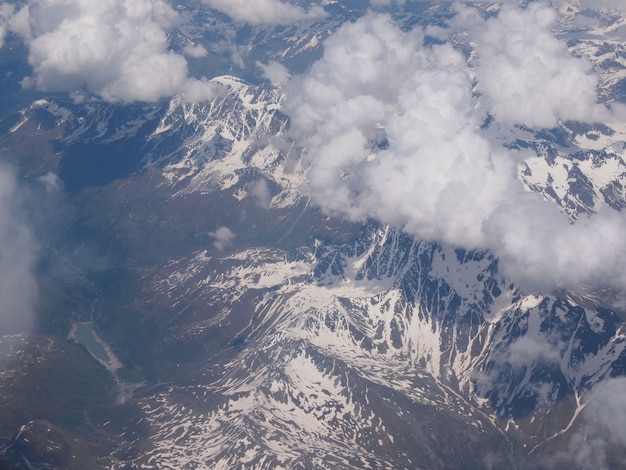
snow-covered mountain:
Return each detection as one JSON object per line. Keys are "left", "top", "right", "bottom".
{"left": 2, "top": 2, "right": 626, "bottom": 469}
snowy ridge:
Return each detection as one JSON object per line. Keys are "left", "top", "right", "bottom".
{"left": 116, "top": 220, "right": 626, "bottom": 468}
{"left": 24, "top": 99, "right": 161, "bottom": 145}
{"left": 151, "top": 76, "right": 302, "bottom": 207}
{"left": 123, "top": 241, "right": 508, "bottom": 468}
{"left": 521, "top": 146, "right": 626, "bottom": 217}
{"left": 5, "top": 6, "right": 626, "bottom": 466}
{"left": 7, "top": 77, "right": 301, "bottom": 208}
{"left": 567, "top": 34, "right": 626, "bottom": 101}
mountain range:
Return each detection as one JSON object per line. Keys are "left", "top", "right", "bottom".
{"left": 1, "top": 1, "right": 626, "bottom": 469}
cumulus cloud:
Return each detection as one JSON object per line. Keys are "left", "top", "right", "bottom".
{"left": 202, "top": 0, "right": 327, "bottom": 26}
{"left": 283, "top": 8, "right": 626, "bottom": 293}
{"left": 486, "top": 202, "right": 626, "bottom": 291}
{"left": 469, "top": 2, "right": 608, "bottom": 128}
{"left": 14, "top": 0, "right": 219, "bottom": 103}
{"left": 209, "top": 226, "right": 235, "bottom": 251}
{"left": 257, "top": 60, "right": 290, "bottom": 86}
{"left": 0, "top": 166, "right": 38, "bottom": 335}
{"left": 284, "top": 12, "right": 515, "bottom": 246}
{"left": 0, "top": 2, "right": 30, "bottom": 40}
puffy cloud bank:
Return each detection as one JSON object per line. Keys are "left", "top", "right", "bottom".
{"left": 284, "top": 4, "right": 626, "bottom": 292}
{"left": 202, "top": 0, "right": 327, "bottom": 25}
{"left": 4, "top": 0, "right": 219, "bottom": 103}
{"left": 469, "top": 2, "right": 609, "bottom": 128}
{"left": 0, "top": 166, "right": 38, "bottom": 335}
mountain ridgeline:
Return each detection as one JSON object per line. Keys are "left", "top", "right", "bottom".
{"left": 1, "top": 2, "right": 626, "bottom": 469}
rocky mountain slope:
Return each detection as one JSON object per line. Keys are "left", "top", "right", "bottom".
{"left": 2, "top": 1, "right": 626, "bottom": 469}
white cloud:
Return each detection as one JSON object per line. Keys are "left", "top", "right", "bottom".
{"left": 249, "top": 179, "right": 272, "bottom": 208}
{"left": 17, "top": 0, "right": 220, "bottom": 103}
{"left": 202, "top": 0, "right": 327, "bottom": 26}
{"left": 209, "top": 226, "right": 235, "bottom": 251}
{"left": 0, "top": 2, "right": 14, "bottom": 48}
{"left": 586, "top": 377, "right": 626, "bottom": 444}
{"left": 470, "top": 2, "right": 608, "bottom": 128}
{"left": 0, "top": 166, "right": 38, "bottom": 335}
{"left": 184, "top": 43, "right": 208, "bottom": 59}
{"left": 257, "top": 60, "right": 290, "bottom": 86}
{"left": 37, "top": 171, "right": 61, "bottom": 192}
{"left": 485, "top": 202, "right": 626, "bottom": 291}
{"left": 507, "top": 335, "right": 562, "bottom": 368}
{"left": 284, "top": 12, "right": 515, "bottom": 246}
{"left": 369, "top": 0, "right": 404, "bottom": 7}
{"left": 283, "top": 9, "right": 626, "bottom": 293}
{"left": 284, "top": 12, "right": 512, "bottom": 247}
{"left": 561, "top": 377, "right": 626, "bottom": 469}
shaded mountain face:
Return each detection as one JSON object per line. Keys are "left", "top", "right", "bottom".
{"left": 2, "top": 1, "right": 626, "bottom": 469}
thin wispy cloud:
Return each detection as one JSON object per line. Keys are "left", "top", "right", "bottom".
{"left": 202, "top": 0, "right": 327, "bottom": 25}
{"left": 559, "top": 377, "right": 626, "bottom": 469}
{"left": 257, "top": 60, "right": 290, "bottom": 86}
{"left": 0, "top": 166, "right": 38, "bottom": 336}
{"left": 0, "top": 3, "right": 13, "bottom": 48}
{"left": 576, "top": 0, "right": 626, "bottom": 11}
